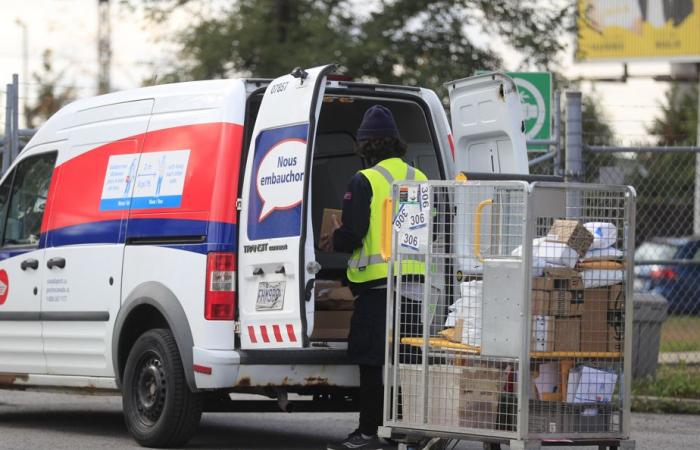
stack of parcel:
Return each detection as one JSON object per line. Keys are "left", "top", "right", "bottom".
{"left": 384, "top": 181, "right": 633, "bottom": 445}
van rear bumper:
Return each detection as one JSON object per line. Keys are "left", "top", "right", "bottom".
{"left": 192, "top": 347, "right": 241, "bottom": 389}
{"left": 192, "top": 346, "right": 360, "bottom": 390}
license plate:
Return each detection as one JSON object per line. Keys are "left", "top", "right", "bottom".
{"left": 256, "top": 281, "right": 285, "bottom": 311}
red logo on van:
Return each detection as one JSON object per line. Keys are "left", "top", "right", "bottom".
{"left": 0, "top": 270, "right": 8, "bottom": 305}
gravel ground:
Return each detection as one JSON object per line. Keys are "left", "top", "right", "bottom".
{"left": 0, "top": 389, "right": 698, "bottom": 449}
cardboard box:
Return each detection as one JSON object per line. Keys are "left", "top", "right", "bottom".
{"left": 580, "top": 288, "right": 612, "bottom": 352}
{"left": 550, "top": 289, "right": 584, "bottom": 317}
{"left": 546, "top": 219, "right": 594, "bottom": 257}
{"left": 532, "top": 316, "right": 581, "bottom": 352}
{"left": 400, "top": 364, "right": 463, "bottom": 427}
{"left": 607, "top": 284, "right": 625, "bottom": 353}
{"left": 310, "top": 310, "right": 353, "bottom": 340}
{"left": 532, "top": 290, "right": 551, "bottom": 315}
{"left": 608, "top": 283, "right": 625, "bottom": 311}
{"left": 608, "top": 323, "right": 623, "bottom": 353}
{"left": 555, "top": 318, "right": 581, "bottom": 352}
{"left": 320, "top": 208, "right": 342, "bottom": 245}
{"left": 314, "top": 279, "right": 355, "bottom": 310}
{"left": 533, "top": 267, "right": 584, "bottom": 291}
{"left": 459, "top": 365, "right": 503, "bottom": 429}
{"left": 531, "top": 315, "right": 555, "bottom": 352}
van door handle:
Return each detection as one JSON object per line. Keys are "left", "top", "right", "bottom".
{"left": 47, "top": 257, "right": 66, "bottom": 269}
{"left": 20, "top": 259, "right": 39, "bottom": 271}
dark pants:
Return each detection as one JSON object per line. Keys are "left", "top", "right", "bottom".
{"left": 348, "top": 288, "right": 422, "bottom": 436}
{"left": 359, "top": 365, "right": 383, "bottom": 436}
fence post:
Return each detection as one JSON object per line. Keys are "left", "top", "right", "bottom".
{"left": 3, "top": 83, "right": 12, "bottom": 174}
{"left": 695, "top": 66, "right": 700, "bottom": 234}
{"left": 11, "top": 74, "right": 19, "bottom": 162}
{"left": 553, "top": 90, "right": 562, "bottom": 176}
{"left": 565, "top": 91, "right": 583, "bottom": 182}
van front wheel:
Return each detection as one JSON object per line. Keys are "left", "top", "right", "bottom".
{"left": 123, "top": 328, "right": 202, "bottom": 448}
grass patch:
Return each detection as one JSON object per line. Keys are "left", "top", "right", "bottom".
{"left": 632, "top": 363, "right": 700, "bottom": 399}
{"left": 632, "top": 396, "right": 700, "bottom": 414}
{"left": 660, "top": 315, "right": 700, "bottom": 353}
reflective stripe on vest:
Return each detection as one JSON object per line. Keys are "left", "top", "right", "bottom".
{"left": 346, "top": 158, "right": 426, "bottom": 283}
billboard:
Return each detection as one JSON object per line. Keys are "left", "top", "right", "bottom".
{"left": 577, "top": 0, "right": 700, "bottom": 62}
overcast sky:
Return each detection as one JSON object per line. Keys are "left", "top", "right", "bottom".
{"left": 0, "top": 0, "right": 689, "bottom": 145}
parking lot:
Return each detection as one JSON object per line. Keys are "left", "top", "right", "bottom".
{"left": 0, "top": 390, "right": 697, "bottom": 450}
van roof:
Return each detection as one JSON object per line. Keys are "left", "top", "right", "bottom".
{"left": 26, "top": 79, "right": 249, "bottom": 151}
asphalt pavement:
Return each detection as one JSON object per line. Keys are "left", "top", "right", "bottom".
{"left": 0, "top": 389, "right": 698, "bottom": 449}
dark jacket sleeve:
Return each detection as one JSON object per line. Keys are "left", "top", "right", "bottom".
{"left": 332, "top": 172, "right": 372, "bottom": 253}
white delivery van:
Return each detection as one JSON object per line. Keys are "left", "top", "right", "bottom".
{"left": 0, "top": 65, "right": 528, "bottom": 447}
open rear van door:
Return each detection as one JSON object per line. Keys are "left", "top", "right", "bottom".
{"left": 238, "top": 65, "right": 335, "bottom": 349}
{"left": 446, "top": 73, "right": 528, "bottom": 275}
{"left": 447, "top": 73, "right": 528, "bottom": 175}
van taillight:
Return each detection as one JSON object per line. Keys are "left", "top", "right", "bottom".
{"left": 205, "top": 252, "right": 236, "bottom": 320}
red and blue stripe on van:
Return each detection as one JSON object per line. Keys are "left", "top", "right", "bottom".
{"left": 36, "top": 122, "right": 243, "bottom": 254}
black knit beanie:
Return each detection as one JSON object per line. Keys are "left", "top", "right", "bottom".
{"left": 356, "top": 105, "right": 400, "bottom": 141}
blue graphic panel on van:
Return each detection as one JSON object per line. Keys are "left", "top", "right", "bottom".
{"left": 247, "top": 123, "right": 309, "bottom": 240}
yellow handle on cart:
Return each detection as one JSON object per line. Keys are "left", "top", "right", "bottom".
{"left": 473, "top": 198, "right": 493, "bottom": 263}
{"left": 381, "top": 198, "right": 393, "bottom": 262}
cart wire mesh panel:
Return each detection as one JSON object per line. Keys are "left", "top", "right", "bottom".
{"left": 383, "top": 180, "right": 635, "bottom": 445}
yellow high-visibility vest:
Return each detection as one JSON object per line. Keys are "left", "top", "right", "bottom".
{"left": 347, "top": 157, "right": 427, "bottom": 283}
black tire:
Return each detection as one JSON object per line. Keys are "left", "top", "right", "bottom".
{"left": 122, "top": 328, "right": 202, "bottom": 448}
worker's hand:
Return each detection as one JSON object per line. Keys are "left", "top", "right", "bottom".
{"left": 319, "top": 214, "right": 342, "bottom": 252}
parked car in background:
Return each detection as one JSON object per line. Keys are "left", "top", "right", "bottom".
{"left": 634, "top": 236, "right": 700, "bottom": 315}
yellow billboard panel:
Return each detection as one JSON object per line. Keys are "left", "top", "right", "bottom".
{"left": 577, "top": 0, "right": 700, "bottom": 61}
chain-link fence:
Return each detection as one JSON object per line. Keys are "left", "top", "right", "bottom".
{"left": 585, "top": 148, "right": 700, "bottom": 362}
{"left": 529, "top": 89, "right": 699, "bottom": 367}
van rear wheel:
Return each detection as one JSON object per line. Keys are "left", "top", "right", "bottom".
{"left": 123, "top": 328, "right": 202, "bottom": 448}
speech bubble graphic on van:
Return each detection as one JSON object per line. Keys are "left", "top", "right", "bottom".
{"left": 255, "top": 138, "right": 306, "bottom": 221}
{"left": 247, "top": 123, "right": 309, "bottom": 241}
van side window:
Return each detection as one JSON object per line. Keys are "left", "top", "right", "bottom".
{"left": 3, "top": 152, "right": 57, "bottom": 247}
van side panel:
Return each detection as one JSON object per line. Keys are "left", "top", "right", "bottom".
{"left": 42, "top": 100, "right": 153, "bottom": 377}
{"left": 122, "top": 83, "right": 247, "bottom": 358}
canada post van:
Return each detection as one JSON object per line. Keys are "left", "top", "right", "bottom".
{"left": 0, "top": 65, "right": 527, "bottom": 447}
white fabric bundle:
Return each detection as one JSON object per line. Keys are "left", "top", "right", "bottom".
{"left": 584, "top": 222, "right": 618, "bottom": 250}
{"left": 583, "top": 246, "right": 624, "bottom": 261}
{"left": 582, "top": 269, "right": 624, "bottom": 288}
{"left": 512, "top": 237, "right": 578, "bottom": 268}
{"left": 445, "top": 281, "right": 482, "bottom": 346}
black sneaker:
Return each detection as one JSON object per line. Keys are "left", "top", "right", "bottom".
{"left": 327, "top": 433, "right": 386, "bottom": 450}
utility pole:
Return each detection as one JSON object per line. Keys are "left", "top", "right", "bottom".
{"left": 97, "top": 0, "right": 111, "bottom": 94}
{"left": 15, "top": 19, "right": 28, "bottom": 128}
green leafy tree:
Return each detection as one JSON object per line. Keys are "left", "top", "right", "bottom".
{"left": 24, "top": 49, "right": 76, "bottom": 129}
{"left": 581, "top": 92, "right": 617, "bottom": 181}
{"left": 139, "top": 0, "right": 573, "bottom": 94}
{"left": 633, "top": 83, "right": 698, "bottom": 240}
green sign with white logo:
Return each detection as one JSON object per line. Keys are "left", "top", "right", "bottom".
{"left": 507, "top": 72, "right": 552, "bottom": 152}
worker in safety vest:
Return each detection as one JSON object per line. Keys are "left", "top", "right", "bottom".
{"left": 321, "top": 105, "right": 426, "bottom": 450}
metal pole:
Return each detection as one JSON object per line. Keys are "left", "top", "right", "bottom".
{"left": 553, "top": 90, "right": 562, "bottom": 176}
{"left": 588, "top": 145, "right": 700, "bottom": 153}
{"left": 11, "top": 74, "right": 19, "bottom": 161}
{"left": 15, "top": 18, "right": 28, "bottom": 128}
{"left": 565, "top": 91, "right": 583, "bottom": 181}
{"left": 694, "top": 64, "right": 700, "bottom": 234}
{"left": 3, "top": 84, "right": 11, "bottom": 174}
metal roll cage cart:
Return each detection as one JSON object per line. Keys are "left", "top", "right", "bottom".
{"left": 379, "top": 180, "right": 636, "bottom": 450}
